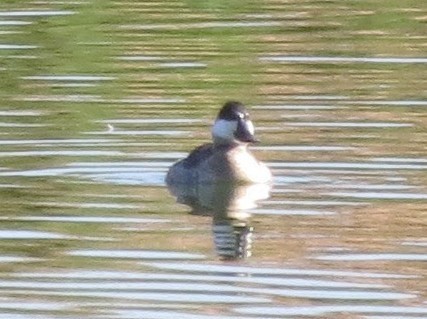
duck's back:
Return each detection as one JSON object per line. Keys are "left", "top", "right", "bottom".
{"left": 166, "top": 143, "right": 214, "bottom": 184}
{"left": 182, "top": 143, "right": 215, "bottom": 168}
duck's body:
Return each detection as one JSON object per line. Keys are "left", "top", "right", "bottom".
{"left": 166, "top": 101, "right": 272, "bottom": 184}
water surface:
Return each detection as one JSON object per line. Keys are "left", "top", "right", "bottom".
{"left": 0, "top": 0, "right": 426, "bottom": 318}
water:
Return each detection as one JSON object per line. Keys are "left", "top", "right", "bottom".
{"left": 0, "top": 0, "right": 426, "bottom": 318}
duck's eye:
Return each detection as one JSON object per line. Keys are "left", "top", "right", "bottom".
{"left": 237, "top": 112, "right": 249, "bottom": 120}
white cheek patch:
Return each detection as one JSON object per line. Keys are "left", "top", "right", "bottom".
{"left": 212, "top": 119, "right": 237, "bottom": 140}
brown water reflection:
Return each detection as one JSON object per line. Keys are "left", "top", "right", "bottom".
{"left": 168, "top": 180, "right": 271, "bottom": 259}
{"left": 0, "top": 0, "right": 426, "bottom": 318}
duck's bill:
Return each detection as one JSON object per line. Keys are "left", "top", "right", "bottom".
{"left": 235, "top": 119, "right": 258, "bottom": 143}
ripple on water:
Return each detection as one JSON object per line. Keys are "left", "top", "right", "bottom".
{"left": 328, "top": 184, "right": 415, "bottom": 190}
{"left": 0, "top": 256, "right": 39, "bottom": 263}
{"left": 281, "top": 121, "right": 412, "bottom": 128}
{"left": 0, "top": 230, "right": 66, "bottom": 240}
{"left": 324, "top": 192, "right": 427, "bottom": 200}
{"left": 401, "top": 240, "right": 427, "bottom": 247}
{"left": 262, "top": 200, "right": 365, "bottom": 206}
{"left": 23, "top": 202, "right": 140, "bottom": 209}
{"left": 0, "top": 138, "right": 117, "bottom": 145}
{"left": 253, "top": 209, "right": 335, "bottom": 216}
{"left": 0, "top": 314, "right": 68, "bottom": 319}
{"left": 0, "top": 21, "right": 32, "bottom": 26}
{"left": 0, "top": 10, "right": 75, "bottom": 17}
{"left": 116, "top": 55, "right": 167, "bottom": 61}
{"left": 0, "top": 267, "right": 413, "bottom": 314}
{"left": 315, "top": 252, "right": 427, "bottom": 261}
{"left": 14, "top": 95, "right": 185, "bottom": 104}
{"left": 234, "top": 305, "right": 427, "bottom": 317}
{"left": 144, "top": 262, "right": 415, "bottom": 278}
{"left": 0, "top": 230, "right": 110, "bottom": 242}
{"left": 4, "top": 279, "right": 402, "bottom": 302}
{"left": 98, "top": 118, "right": 201, "bottom": 124}
{"left": 370, "top": 157, "right": 427, "bottom": 163}
{"left": 343, "top": 100, "right": 427, "bottom": 106}
{"left": 120, "top": 21, "right": 281, "bottom": 30}
{"left": 0, "top": 44, "right": 37, "bottom": 49}
{"left": 254, "top": 145, "right": 353, "bottom": 151}
{"left": 87, "top": 129, "right": 188, "bottom": 136}
{"left": 292, "top": 95, "right": 349, "bottom": 100}
{"left": 259, "top": 55, "right": 427, "bottom": 64}
{"left": 86, "top": 172, "right": 167, "bottom": 186}
{"left": 21, "top": 75, "right": 114, "bottom": 81}
{"left": 115, "top": 262, "right": 419, "bottom": 302}
{"left": 0, "top": 299, "right": 69, "bottom": 311}
{"left": 68, "top": 249, "right": 205, "bottom": 260}
{"left": 0, "top": 161, "right": 168, "bottom": 186}
{"left": 0, "top": 110, "right": 44, "bottom": 116}
{"left": 254, "top": 104, "right": 340, "bottom": 110}
{"left": 0, "top": 216, "right": 167, "bottom": 224}
{"left": 105, "top": 309, "right": 265, "bottom": 319}
{"left": 158, "top": 61, "right": 207, "bottom": 68}
{"left": 0, "top": 150, "right": 126, "bottom": 157}
{"left": 0, "top": 122, "right": 45, "bottom": 128}
{"left": 7, "top": 270, "right": 389, "bottom": 289}
{"left": 269, "top": 161, "right": 427, "bottom": 170}
{"left": 10, "top": 290, "right": 268, "bottom": 304}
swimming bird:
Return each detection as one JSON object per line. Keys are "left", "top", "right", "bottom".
{"left": 166, "top": 101, "right": 272, "bottom": 184}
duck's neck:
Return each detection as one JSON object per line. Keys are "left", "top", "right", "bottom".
{"left": 213, "top": 138, "right": 247, "bottom": 149}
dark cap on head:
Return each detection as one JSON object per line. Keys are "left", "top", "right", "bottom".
{"left": 215, "top": 100, "right": 258, "bottom": 143}
{"left": 218, "top": 101, "right": 248, "bottom": 121}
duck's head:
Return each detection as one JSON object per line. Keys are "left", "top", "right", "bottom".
{"left": 212, "top": 101, "right": 258, "bottom": 145}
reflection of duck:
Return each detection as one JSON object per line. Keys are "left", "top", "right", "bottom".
{"left": 167, "top": 181, "right": 271, "bottom": 259}
{"left": 166, "top": 101, "right": 272, "bottom": 184}
{"left": 167, "top": 181, "right": 271, "bottom": 216}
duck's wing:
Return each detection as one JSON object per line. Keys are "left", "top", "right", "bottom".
{"left": 182, "top": 143, "right": 214, "bottom": 168}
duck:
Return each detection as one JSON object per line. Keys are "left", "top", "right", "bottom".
{"left": 166, "top": 101, "right": 272, "bottom": 184}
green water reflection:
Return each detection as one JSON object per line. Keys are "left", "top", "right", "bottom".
{"left": 0, "top": 0, "right": 426, "bottom": 318}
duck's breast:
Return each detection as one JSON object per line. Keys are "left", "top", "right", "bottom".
{"left": 199, "top": 146, "right": 271, "bottom": 183}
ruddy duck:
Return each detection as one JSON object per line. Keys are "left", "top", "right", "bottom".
{"left": 166, "top": 101, "right": 272, "bottom": 184}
